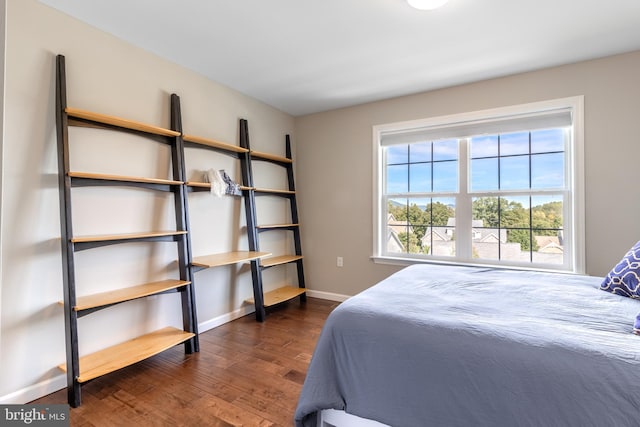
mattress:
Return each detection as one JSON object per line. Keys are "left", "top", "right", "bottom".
{"left": 295, "top": 264, "right": 640, "bottom": 427}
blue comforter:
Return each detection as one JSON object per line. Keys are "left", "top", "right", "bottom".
{"left": 295, "top": 264, "right": 640, "bottom": 427}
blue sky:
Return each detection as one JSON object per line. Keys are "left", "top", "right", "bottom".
{"left": 386, "top": 128, "right": 566, "bottom": 198}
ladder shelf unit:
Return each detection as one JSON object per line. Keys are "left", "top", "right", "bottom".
{"left": 55, "top": 54, "right": 198, "bottom": 407}
{"left": 239, "top": 119, "right": 307, "bottom": 322}
{"left": 182, "top": 131, "right": 271, "bottom": 276}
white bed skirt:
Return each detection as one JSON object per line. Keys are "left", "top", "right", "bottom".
{"left": 319, "top": 409, "right": 390, "bottom": 427}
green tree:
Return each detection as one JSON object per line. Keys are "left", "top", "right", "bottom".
{"left": 532, "top": 201, "right": 563, "bottom": 236}
{"left": 500, "top": 200, "right": 528, "bottom": 228}
{"left": 507, "top": 229, "right": 538, "bottom": 252}
{"left": 407, "top": 203, "right": 428, "bottom": 242}
{"left": 429, "top": 201, "right": 454, "bottom": 226}
{"left": 472, "top": 197, "right": 500, "bottom": 227}
{"left": 398, "top": 232, "right": 421, "bottom": 253}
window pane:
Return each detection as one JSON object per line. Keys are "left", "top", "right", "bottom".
{"left": 470, "top": 157, "right": 498, "bottom": 191}
{"left": 423, "top": 198, "right": 456, "bottom": 257}
{"left": 470, "top": 135, "right": 498, "bottom": 158}
{"left": 500, "top": 155, "right": 529, "bottom": 190}
{"left": 501, "top": 229, "right": 530, "bottom": 262}
{"left": 387, "top": 198, "right": 408, "bottom": 254}
{"left": 409, "top": 163, "right": 431, "bottom": 193}
{"left": 500, "top": 132, "right": 529, "bottom": 156}
{"left": 472, "top": 196, "right": 499, "bottom": 228}
{"left": 433, "top": 160, "right": 458, "bottom": 192}
{"left": 433, "top": 139, "right": 458, "bottom": 161}
{"left": 502, "top": 195, "right": 533, "bottom": 262}
{"left": 431, "top": 198, "right": 455, "bottom": 226}
{"left": 386, "top": 145, "right": 408, "bottom": 164}
{"left": 387, "top": 164, "right": 408, "bottom": 193}
{"left": 531, "top": 195, "right": 563, "bottom": 232}
{"left": 531, "top": 129, "right": 564, "bottom": 154}
{"left": 472, "top": 197, "right": 500, "bottom": 260}
{"left": 531, "top": 195, "right": 564, "bottom": 265}
{"left": 408, "top": 198, "right": 431, "bottom": 254}
{"left": 532, "top": 228, "right": 564, "bottom": 265}
{"left": 472, "top": 229, "right": 501, "bottom": 260}
{"left": 501, "top": 196, "right": 530, "bottom": 228}
{"left": 387, "top": 198, "right": 407, "bottom": 221}
{"left": 531, "top": 152, "right": 564, "bottom": 189}
{"left": 409, "top": 141, "right": 431, "bottom": 163}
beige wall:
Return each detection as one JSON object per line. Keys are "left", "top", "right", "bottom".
{"left": 0, "top": 0, "right": 294, "bottom": 403}
{"left": 296, "top": 50, "right": 640, "bottom": 297}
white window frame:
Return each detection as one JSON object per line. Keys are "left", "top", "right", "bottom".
{"left": 372, "top": 96, "right": 585, "bottom": 273}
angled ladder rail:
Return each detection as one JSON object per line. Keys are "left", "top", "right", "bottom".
{"left": 181, "top": 127, "right": 270, "bottom": 290}
{"left": 55, "top": 54, "right": 198, "bottom": 407}
{"left": 239, "top": 119, "right": 307, "bottom": 322}
{"left": 239, "top": 119, "right": 268, "bottom": 321}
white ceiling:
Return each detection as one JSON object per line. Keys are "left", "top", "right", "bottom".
{"left": 40, "top": 0, "right": 640, "bottom": 116}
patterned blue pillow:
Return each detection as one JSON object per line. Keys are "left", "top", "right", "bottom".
{"left": 600, "top": 240, "right": 640, "bottom": 298}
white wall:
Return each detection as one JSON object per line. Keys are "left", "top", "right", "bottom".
{"left": 296, "top": 50, "right": 640, "bottom": 298}
{"left": 0, "top": 0, "right": 6, "bottom": 358}
{"left": 0, "top": 0, "right": 294, "bottom": 403}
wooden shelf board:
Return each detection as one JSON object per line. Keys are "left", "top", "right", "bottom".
{"left": 254, "top": 188, "right": 295, "bottom": 195}
{"left": 246, "top": 286, "right": 306, "bottom": 306}
{"left": 58, "top": 327, "right": 194, "bottom": 383}
{"left": 192, "top": 251, "right": 272, "bottom": 268}
{"left": 260, "top": 254, "right": 303, "bottom": 268}
{"left": 65, "top": 107, "right": 179, "bottom": 137}
{"left": 186, "top": 181, "right": 210, "bottom": 189}
{"left": 73, "top": 279, "right": 190, "bottom": 311}
{"left": 186, "top": 181, "right": 252, "bottom": 191}
{"left": 183, "top": 134, "right": 248, "bottom": 153}
{"left": 71, "top": 230, "right": 187, "bottom": 244}
{"left": 69, "top": 171, "right": 182, "bottom": 186}
{"left": 250, "top": 150, "right": 292, "bottom": 164}
{"left": 257, "top": 223, "right": 299, "bottom": 229}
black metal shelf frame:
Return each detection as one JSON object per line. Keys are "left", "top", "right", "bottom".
{"left": 55, "top": 54, "right": 199, "bottom": 407}
{"left": 239, "top": 119, "right": 306, "bottom": 322}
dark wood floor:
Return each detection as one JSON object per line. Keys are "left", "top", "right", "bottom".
{"left": 32, "top": 297, "right": 339, "bottom": 426}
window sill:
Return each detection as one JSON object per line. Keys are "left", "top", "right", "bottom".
{"left": 371, "top": 255, "right": 581, "bottom": 275}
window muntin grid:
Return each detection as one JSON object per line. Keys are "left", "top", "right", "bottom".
{"left": 383, "top": 128, "right": 568, "bottom": 268}
{"left": 385, "top": 139, "right": 459, "bottom": 194}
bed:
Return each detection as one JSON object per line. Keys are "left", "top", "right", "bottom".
{"left": 294, "top": 264, "right": 640, "bottom": 427}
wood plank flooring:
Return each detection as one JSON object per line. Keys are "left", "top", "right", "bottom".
{"left": 31, "top": 297, "right": 339, "bottom": 426}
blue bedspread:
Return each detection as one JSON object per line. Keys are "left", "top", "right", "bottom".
{"left": 295, "top": 264, "right": 640, "bottom": 427}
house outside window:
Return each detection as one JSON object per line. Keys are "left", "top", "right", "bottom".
{"left": 373, "top": 97, "right": 585, "bottom": 273}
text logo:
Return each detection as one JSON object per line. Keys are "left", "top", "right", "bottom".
{"left": 1, "top": 405, "right": 69, "bottom": 426}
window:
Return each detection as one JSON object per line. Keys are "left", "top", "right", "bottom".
{"left": 373, "top": 97, "right": 584, "bottom": 273}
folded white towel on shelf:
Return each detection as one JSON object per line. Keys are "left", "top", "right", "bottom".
{"left": 204, "top": 169, "right": 226, "bottom": 197}
{"left": 203, "top": 169, "right": 242, "bottom": 197}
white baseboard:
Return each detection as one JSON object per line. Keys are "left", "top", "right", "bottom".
{"left": 197, "top": 304, "right": 256, "bottom": 333}
{"left": 305, "top": 289, "right": 351, "bottom": 302}
{"left": 0, "top": 375, "right": 67, "bottom": 405}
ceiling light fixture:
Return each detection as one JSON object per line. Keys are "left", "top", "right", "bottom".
{"left": 407, "top": 0, "right": 450, "bottom": 10}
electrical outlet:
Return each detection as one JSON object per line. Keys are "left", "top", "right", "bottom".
{"left": 337, "top": 257, "right": 344, "bottom": 267}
